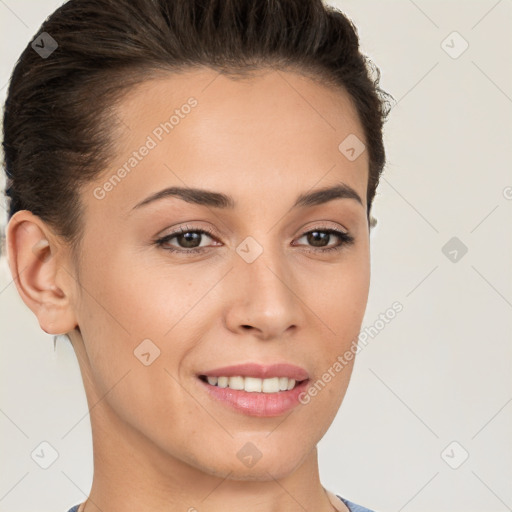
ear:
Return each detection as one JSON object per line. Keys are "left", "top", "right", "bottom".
{"left": 6, "top": 210, "right": 79, "bottom": 335}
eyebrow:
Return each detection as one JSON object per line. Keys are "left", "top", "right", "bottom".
{"left": 131, "top": 182, "right": 363, "bottom": 212}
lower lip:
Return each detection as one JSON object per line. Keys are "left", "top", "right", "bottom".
{"left": 198, "top": 377, "right": 310, "bottom": 417}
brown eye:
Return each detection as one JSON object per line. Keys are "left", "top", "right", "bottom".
{"left": 294, "top": 228, "right": 354, "bottom": 252}
{"left": 155, "top": 227, "right": 218, "bottom": 253}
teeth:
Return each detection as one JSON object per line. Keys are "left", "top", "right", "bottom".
{"left": 228, "top": 376, "right": 244, "bottom": 390}
{"left": 204, "top": 375, "right": 299, "bottom": 392}
{"left": 244, "top": 377, "right": 262, "bottom": 392}
{"left": 262, "top": 377, "right": 279, "bottom": 393}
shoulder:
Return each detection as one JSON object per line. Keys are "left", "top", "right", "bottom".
{"left": 65, "top": 506, "right": 80, "bottom": 512}
{"left": 325, "top": 487, "right": 377, "bottom": 512}
{"left": 336, "top": 495, "right": 377, "bottom": 512}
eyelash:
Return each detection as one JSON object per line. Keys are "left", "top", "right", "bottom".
{"left": 154, "top": 224, "right": 354, "bottom": 255}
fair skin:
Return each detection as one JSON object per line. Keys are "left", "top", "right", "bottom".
{"left": 7, "top": 68, "right": 370, "bottom": 512}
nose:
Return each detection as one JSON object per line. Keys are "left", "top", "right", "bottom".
{"left": 223, "top": 244, "right": 303, "bottom": 341}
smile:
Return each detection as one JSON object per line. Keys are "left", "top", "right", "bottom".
{"left": 196, "top": 362, "right": 311, "bottom": 417}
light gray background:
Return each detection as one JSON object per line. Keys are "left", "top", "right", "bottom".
{"left": 1, "top": 1, "right": 511, "bottom": 511}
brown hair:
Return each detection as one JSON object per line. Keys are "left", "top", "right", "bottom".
{"left": 2, "top": 0, "right": 392, "bottom": 259}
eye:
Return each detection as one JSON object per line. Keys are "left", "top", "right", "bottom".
{"left": 154, "top": 225, "right": 354, "bottom": 256}
{"left": 154, "top": 225, "right": 218, "bottom": 254}
{"left": 293, "top": 228, "right": 354, "bottom": 253}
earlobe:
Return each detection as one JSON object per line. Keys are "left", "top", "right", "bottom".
{"left": 6, "top": 210, "right": 78, "bottom": 335}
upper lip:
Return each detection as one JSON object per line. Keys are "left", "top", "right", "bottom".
{"left": 199, "top": 363, "right": 309, "bottom": 381}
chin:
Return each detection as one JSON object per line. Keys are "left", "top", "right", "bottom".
{"left": 202, "top": 460, "right": 303, "bottom": 482}
{"left": 199, "top": 443, "right": 311, "bottom": 481}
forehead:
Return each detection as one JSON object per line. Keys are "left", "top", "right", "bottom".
{"left": 86, "top": 67, "right": 369, "bottom": 217}
{"left": 116, "top": 67, "right": 363, "bottom": 140}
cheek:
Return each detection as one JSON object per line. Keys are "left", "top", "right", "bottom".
{"left": 306, "top": 246, "right": 370, "bottom": 401}
{"left": 80, "top": 243, "right": 197, "bottom": 340}
{"left": 75, "top": 257, "right": 201, "bottom": 445}
{"left": 313, "top": 248, "right": 370, "bottom": 336}
{"left": 75, "top": 245, "right": 217, "bottom": 404}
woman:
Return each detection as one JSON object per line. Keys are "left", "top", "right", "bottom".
{"left": 3, "top": 0, "right": 391, "bottom": 510}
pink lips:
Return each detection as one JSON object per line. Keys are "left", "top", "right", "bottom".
{"left": 197, "top": 362, "right": 310, "bottom": 417}
{"left": 199, "top": 362, "right": 309, "bottom": 381}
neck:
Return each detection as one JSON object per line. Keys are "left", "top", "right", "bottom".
{"left": 80, "top": 407, "right": 339, "bottom": 512}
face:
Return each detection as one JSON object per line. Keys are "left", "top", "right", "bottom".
{"left": 66, "top": 68, "right": 371, "bottom": 480}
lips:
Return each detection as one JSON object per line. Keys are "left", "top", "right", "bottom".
{"left": 198, "top": 362, "right": 309, "bottom": 381}
{"left": 196, "top": 363, "right": 310, "bottom": 416}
